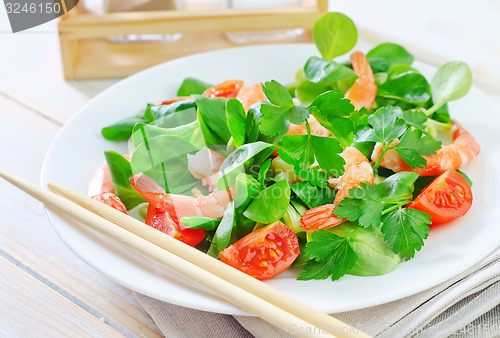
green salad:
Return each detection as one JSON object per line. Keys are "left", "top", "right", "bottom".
{"left": 88, "top": 12, "right": 479, "bottom": 281}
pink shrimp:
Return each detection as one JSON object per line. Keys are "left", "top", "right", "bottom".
{"left": 130, "top": 173, "right": 235, "bottom": 224}
{"left": 344, "top": 51, "right": 377, "bottom": 110}
{"left": 88, "top": 155, "right": 131, "bottom": 213}
{"left": 371, "top": 120, "right": 480, "bottom": 176}
{"left": 236, "top": 82, "right": 268, "bottom": 111}
{"left": 300, "top": 147, "right": 374, "bottom": 231}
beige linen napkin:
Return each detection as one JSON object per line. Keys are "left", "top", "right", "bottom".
{"left": 135, "top": 247, "right": 500, "bottom": 337}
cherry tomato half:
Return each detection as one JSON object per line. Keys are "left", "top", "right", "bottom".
{"left": 408, "top": 169, "right": 473, "bottom": 224}
{"left": 219, "top": 221, "right": 299, "bottom": 280}
{"left": 202, "top": 80, "right": 244, "bottom": 98}
{"left": 157, "top": 96, "right": 192, "bottom": 105}
{"left": 92, "top": 193, "right": 128, "bottom": 214}
{"left": 145, "top": 205, "right": 205, "bottom": 247}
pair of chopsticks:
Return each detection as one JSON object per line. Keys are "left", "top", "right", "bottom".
{"left": 0, "top": 170, "right": 370, "bottom": 338}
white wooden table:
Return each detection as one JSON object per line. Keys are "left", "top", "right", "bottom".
{"left": 0, "top": 0, "right": 499, "bottom": 336}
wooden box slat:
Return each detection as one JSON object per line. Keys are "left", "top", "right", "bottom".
{"left": 58, "top": 1, "right": 327, "bottom": 80}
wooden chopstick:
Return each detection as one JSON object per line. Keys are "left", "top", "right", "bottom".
{"left": 0, "top": 170, "right": 333, "bottom": 337}
{"left": 47, "top": 182, "right": 370, "bottom": 338}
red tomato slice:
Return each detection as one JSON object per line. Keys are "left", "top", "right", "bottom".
{"left": 92, "top": 193, "right": 128, "bottom": 214}
{"left": 219, "top": 222, "right": 299, "bottom": 280}
{"left": 157, "top": 96, "right": 192, "bottom": 105}
{"left": 408, "top": 169, "right": 473, "bottom": 224}
{"left": 202, "top": 80, "right": 244, "bottom": 98}
{"left": 145, "top": 205, "right": 205, "bottom": 247}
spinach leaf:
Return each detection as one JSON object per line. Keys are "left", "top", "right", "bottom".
{"left": 377, "top": 65, "right": 430, "bottom": 104}
{"left": 258, "top": 159, "right": 272, "bottom": 188}
{"left": 102, "top": 114, "right": 146, "bottom": 141}
{"left": 427, "top": 61, "right": 472, "bottom": 115}
{"left": 131, "top": 121, "right": 204, "bottom": 149}
{"left": 303, "top": 57, "right": 358, "bottom": 84}
{"left": 104, "top": 151, "right": 146, "bottom": 210}
{"left": 207, "top": 201, "right": 235, "bottom": 258}
{"left": 296, "top": 81, "right": 332, "bottom": 105}
{"left": 217, "top": 142, "right": 275, "bottom": 190}
{"left": 243, "top": 180, "right": 291, "bottom": 223}
{"left": 194, "top": 95, "right": 231, "bottom": 147}
{"left": 225, "top": 98, "right": 246, "bottom": 148}
{"left": 177, "top": 77, "right": 211, "bottom": 96}
{"left": 150, "top": 99, "right": 198, "bottom": 123}
{"left": 328, "top": 222, "right": 401, "bottom": 276}
{"left": 131, "top": 135, "right": 199, "bottom": 193}
{"left": 367, "top": 43, "right": 414, "bottom": 69}
{"left": 234, "top": 173, "right": 261, "bottom": 211}
{"left": 291, "top": 181, "right": 335, "bottom": 209}
{"left": 374, "top": 172, "right": 419, "bottom": 201}
{"left": 313, "top": 12, "right": 357, "bottom": 60}
{"left": 180, "top": 217, "right": 220, "bottom": 230}
{"left": 245, "top": 103, "right": 261, "bottom": 144}
{"left": 282, "top": 204, "right": 305, "bottom": 233}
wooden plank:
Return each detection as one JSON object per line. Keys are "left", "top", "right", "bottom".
{"left": 0, "top": 96, "right": 161, "bottom": 337}
{"left": 0, "top": 255, "right": 123, "bottom": 337}
{"left": 58, "top": 7, "right": 322, "bottom": 38}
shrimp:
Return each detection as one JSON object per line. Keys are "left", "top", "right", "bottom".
{"left": 371, "top": 120, "right": 480, "bottom": 176}
{"left": 130, "top": 172, "right": 235, "bottom": 223}
{"left": 88, "top": 155, "right": 131, "bottom": 213}
{"left": 300, "top": 147, "right": 374, "bottom": 231}
{"left": 187, "top": 148, "right": 225, "bottom": 182}
{"left": 344, "top": 51, "right": 377, "bottom": 111}
{"left": 236, "top": 82, "right": 268, "bottom": 111}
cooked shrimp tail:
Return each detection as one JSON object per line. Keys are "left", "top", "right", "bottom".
{"left": 300, "top": 147, "right": 374, "bottom": 231}
{"left": 371, "top": 119, "right": 480, "bottom": 176}
{"left": 344, "top": 51, "right": 377, "bottom": 111}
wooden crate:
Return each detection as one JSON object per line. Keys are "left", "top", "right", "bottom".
{"left": 58, "top": 1, "right": 328, "bottom": 80}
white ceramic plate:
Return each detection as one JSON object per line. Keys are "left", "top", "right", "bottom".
{"left": 42, "top": 44, "right": 500, "bottom": 315}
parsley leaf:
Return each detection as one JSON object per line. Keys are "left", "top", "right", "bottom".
{"left": 394, "top": 129, "right": 441, "bottom": 168}
{"left": 333, "top": 173, "right": 432, "bottom": 260}
{"left": 259, "top": 80, "right": 310, "bottom": 136}
{"left": 298, "top": 230, "right": 358, "bottom": 281}
{"left": 278, "top": 133, "right": 344, "bottom": 175}
{"left": 294, "top": 165, "right": 329, "bottom": 188}
{"left": 368, "top": 106, "right": 406, "bottom": 143}
{"left": 333, "top": 182, "right": 385, "bottom": 228}
{"left": 402, "top": 110, "right": 427, "bottom": 131}
{"left": 309, "top": 91, "right": 356, "bottom": 147}
{"left": 381, "top": 208, "right": 431, "bottom": 259}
